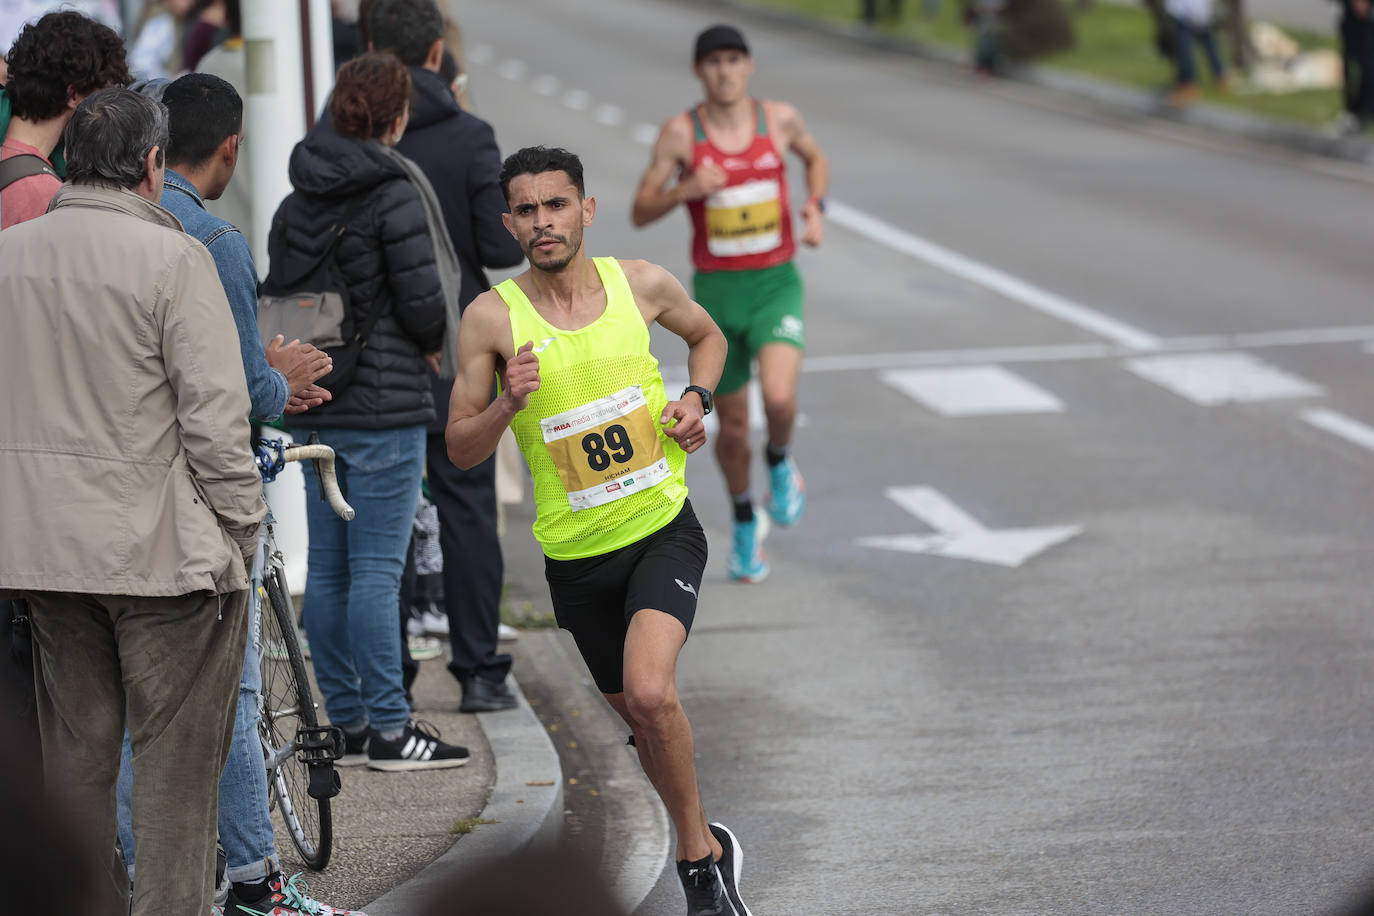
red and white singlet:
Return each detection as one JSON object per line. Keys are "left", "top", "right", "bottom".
{"left": 685, "top": 100, "right": 795, "bottom": 273}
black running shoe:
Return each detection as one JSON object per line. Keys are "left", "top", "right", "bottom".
{"left": 677, "top": 854, "right": 730, "bottom": 916}
{"left": 366, "top": 720, "right": 469, "bottom": 772}
{"left": 710, "top": 823, "right": 754, "bottom": 916}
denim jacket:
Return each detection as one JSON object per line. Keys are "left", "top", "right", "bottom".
{"left": 161, "top": 168, "right": 288, "bottom": 421}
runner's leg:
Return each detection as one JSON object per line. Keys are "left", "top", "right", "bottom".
{"left": 757, "top": 341, "right": 802, "bottom": 451}
{"left": 713, "top": 388, "right": 752, "bottom": 497}
{"left": 604, "top": 608, "right": 721, "bottom": 864}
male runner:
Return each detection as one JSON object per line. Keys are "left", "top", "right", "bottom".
{"left": 632, "top": 23, "right": 829, "bottom": 584}
{"left": 446, "top": 146, "right": 752, "bottom": 916}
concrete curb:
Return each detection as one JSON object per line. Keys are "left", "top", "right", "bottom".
{"left": 362, "top": 676, "right": 563, "bottom": 916}
{"left": 680, "top": 0, "right": 1374, "bottom": 166}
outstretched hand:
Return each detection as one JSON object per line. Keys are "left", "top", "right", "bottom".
{"left": 503, "top": 341, "right": 541, "bottom": 411}
{"left": 661, "top": 398, "right": 707, "bottom": 454}
{"left": 283, "top": 384, "right": 331, "bottom": 415}
{"left": 265, "top": 335, "right": 333, "bottom": 396}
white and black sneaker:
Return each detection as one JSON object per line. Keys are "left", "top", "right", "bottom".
{"left": 710, "top": 823, "right": 754, "bottom": 916}
{"left": 337, "top": 728, "right": 369, "bottom": 767}
{"left": 676, "top": 854, "right": 730, "bottom": 916}
{"left": 366, "top": 720, "right": 469, "bottom": 772}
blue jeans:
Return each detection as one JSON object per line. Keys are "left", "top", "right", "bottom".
{"left": 290, "top": 424, "right": 426, "bottom": 733}
{"left": 1173, "top": 17, "right": 1224, "bottom": 85}
{"left": 117, "top": 602, "right": 278, "bottom": 883}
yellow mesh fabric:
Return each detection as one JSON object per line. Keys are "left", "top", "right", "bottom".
{"left": 496, "top": 258, "right": 687, "bottom": 559}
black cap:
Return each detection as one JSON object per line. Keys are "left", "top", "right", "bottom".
{"left": 693, "top": 24, "right": 749, "bottom": 62}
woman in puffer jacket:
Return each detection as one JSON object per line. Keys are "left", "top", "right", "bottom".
{"left": 269, "top": 52, "right": 467, "bottom": 769}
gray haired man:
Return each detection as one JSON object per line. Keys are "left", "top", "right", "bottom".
{"left": 0, "top": 88, "right": 264, "bottom": 916}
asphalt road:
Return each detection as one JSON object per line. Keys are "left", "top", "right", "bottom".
{"left": 451, "top": 0, "right": 1374, "bottom": 912}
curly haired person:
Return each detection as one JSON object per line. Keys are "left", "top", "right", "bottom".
{"left": 1, "top": 10, "right": 130, "bottom": 228}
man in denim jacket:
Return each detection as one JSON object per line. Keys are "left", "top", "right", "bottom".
{"left": 154, "top": 73, "right": 332, "bottom": 419}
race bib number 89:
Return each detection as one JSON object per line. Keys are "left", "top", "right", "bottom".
{"left": 541, "top": 385, "right": 671, "bottom": 512}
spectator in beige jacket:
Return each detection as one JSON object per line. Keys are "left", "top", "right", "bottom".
{"left": 0, "top": 87, "right": 264, "bottom": 916}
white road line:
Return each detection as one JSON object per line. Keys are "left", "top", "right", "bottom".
{"left": 802, "top": 342, "right": 1121, "bottom": 373}
{"left": 1301, "top": 408, "right": 1374, "bottom": 452}
{"left": 562, "top": 89, "right": 591, "bottom": 111}
{"left": 632, "top": 123, "right": 659, "bottom": 146}
{"left": 882, "top": 366, "right": 1065, "bottom": 416}
{"left": 826, "top": 200, "right": 1162, "bottom": 351}
{"left": 594, "top": 104, "right": 625, "bottom": 126}
{"left": 467, "top": 43, "right": 494, "bottom": 66}
{"left": 1125, "top": 352, "right": 1325, "bottom": 405}
{"left": 497, "top": 59, "right": 527, "bottom": 81}
{"left": 786, "top": 325, "right": 1374, "bottom": 375}
{"left": 531, "top": 74, "right": 560, "bottom": 96}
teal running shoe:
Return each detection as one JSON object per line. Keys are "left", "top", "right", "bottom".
{"left": 766, "top": 456, "right": 806, "bottom": 526}
{"left": 728, "top": 514, "right": 770, "bottom": 583}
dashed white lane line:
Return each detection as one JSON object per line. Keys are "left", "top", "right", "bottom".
{"left": 1125, "top": 352, "right": 1325, "bottom": 406}
{"left": 826, "top": 201, "right": 1163, "bottom": 352}
{"left": 631, "top": 123, "right": 659, "bottom": 146}
{"left": 467, "top": 43, "right": 494, "bottom": 66}
{"left": 594, "top": 104, "right": 625, "bottom": 127}
{"left": 497, "top": 59, "right": 527, "bottom": 81}
{"left": 562, "top": 89, "right": 591, "bottom": 111}
{"left": 1301, "top": 408, "right": 1374, "bottom": 452}
{"left": 882, "top": 366, "right": 1065, "bottom": 416}
{"left": 531, "top": 74, "right": 560, "bottom": 96}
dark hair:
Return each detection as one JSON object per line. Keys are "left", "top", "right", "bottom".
{"left": 438, "top": 49, "right": 458, "bottom": 86}
{"left": 499, "top": 146, "right": 585, "bottom": 203}
{"left": 163, "top": 73, "right": 242, "bottom": 168}
{"left": 5, "top": 11, "right": 130, "bottom": 122}
{"left": 64, "top": 88, "right": 168, "bottom": 190}
{"left": 328, "top": 53, "right": 410, "bottom": 140}
{"left": 224, "top": 0, "right": 242, "bottom": 37}
{"left": 367, "top": 0, "right": 443, "bottom": 67}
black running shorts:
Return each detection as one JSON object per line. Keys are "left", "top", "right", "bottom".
{"left": 543, "top": 500, "right": 708, "bottom": 694}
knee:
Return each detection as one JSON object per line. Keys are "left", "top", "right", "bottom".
{"left": 623, "top": 677, "right": 679, "bottom": 733}
{"left": 760, "top": 388, "right": 796, "bottom": 422}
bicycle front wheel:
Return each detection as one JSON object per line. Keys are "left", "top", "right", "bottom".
{"left": 259, "top": 566, "right": 333, "bottom": 871}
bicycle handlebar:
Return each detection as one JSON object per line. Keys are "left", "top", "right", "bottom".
{"left": 281, "top": 444, "right": 355, "bottom": 521}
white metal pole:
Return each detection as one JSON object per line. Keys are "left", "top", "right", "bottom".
{"left": 308, "top": 0, "right": 335, "bottom": 123}
{"left": 241, "top": 0, "right": 306, "bottom": 274}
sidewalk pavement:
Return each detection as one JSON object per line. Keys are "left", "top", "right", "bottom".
{"left": 272, "top": 537, "right": 564, "bottom": 913}
{"left": 690, "top": 0, "right": 1374, "bottom": 167}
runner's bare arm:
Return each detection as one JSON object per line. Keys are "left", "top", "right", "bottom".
{"left": 623, "top": 260, "right": 726, "bottom": 453}
{"left": 445, "top": 293, "right": 528, "bottom": 469}
{"left": 631, "top": 115, "right": 722, "bottom": 227}
{"left": 773, "top": 101, "right": 829, "bottom": 247}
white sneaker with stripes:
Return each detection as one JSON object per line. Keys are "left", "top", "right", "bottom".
{"left": 366, "top": 720, "right": 470, "bottom": 772}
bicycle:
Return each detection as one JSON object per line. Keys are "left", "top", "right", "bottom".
{"left": 251, "top": 437, "right": 354, "bottom": 871}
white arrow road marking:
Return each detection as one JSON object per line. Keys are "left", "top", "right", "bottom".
{"left": 856, "top": 486, "right": 1082, "bottom": 568}
{"left": 883, "top": 365, "right": 1065, "bottom": 416}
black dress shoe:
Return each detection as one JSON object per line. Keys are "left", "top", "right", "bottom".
{"left": 459, "top": 675, "right": 517, "bottom": 713}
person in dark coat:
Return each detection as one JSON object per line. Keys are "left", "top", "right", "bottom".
{"left": 368, "top": 0, "right": 526, "bottom": 714}
{"left": 269, "top": 52, "right": 469, "bottom": 771}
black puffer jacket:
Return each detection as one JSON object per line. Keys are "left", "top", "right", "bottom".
{"left": 267, "top": 122, "right": 447, "bottom": 430}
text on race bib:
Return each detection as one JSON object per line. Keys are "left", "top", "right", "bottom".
{"left": 705, "top": 179, "right": 782, "bottom": 257}
{"left": 540, "top": 385, "right": 671, "bottom": 512}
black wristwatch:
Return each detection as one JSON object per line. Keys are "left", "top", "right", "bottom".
{"left": 682, "top": 385, "right": 713, "bottom": 415}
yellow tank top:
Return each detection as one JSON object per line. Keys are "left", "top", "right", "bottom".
{"left": 495, "top": 257, "right": 688, "bottom": 559}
